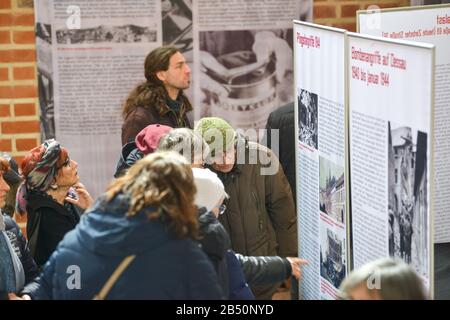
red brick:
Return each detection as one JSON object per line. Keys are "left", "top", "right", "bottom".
{"left": 314, "top": 5, "right": 337, "bottom": 19}
{"left": 0, "top": 14, "right": 13, "bottom": 26}
{"left": 13, "top": 30, "right": 35, "bottom": 44}
{"left": 14, "top": 103, "right": 35, "bottom": 116}
{"left": 16, "top": 138, "right": 38, "bottom": 151}
{"left": 0, "top": 50, "right": 36, "bottom": 63}
{"left": 0, "top": 139, "right": 12, "bottom": 151}
{"left": 363, "top": 2, "right": 403, "bottom": 10}
{"left": 13, "top": 156, "right": 24, "bottom": 168}
{"left": 0, "top": 85, "right": 37, "bottom": 99}
{"left": 0, "top": 68, "right": 8, "bottom": 81}
{"left": 0, "top": 86, "right": 13, "bottom": 98}
{"left": 13, "top": 13, "right": 34, "bottom": 26}
{"left": 0, "top": 30, "right": 10, "bottom": 44}
{"left": 14, "top": 85, "right": 37, "bottom": 98}
{"left": 13, "top": 66, "right": 35, "bottom": 80}
{"left": 0, "top": 0, "right": 11, "bottom": 10}
{"left": 1, "top": 120, "right": 40, "bottom": 134}
{"left": 17, "top": 0, "right": 34, "bottom": 9}
{"left": 0, "top": 104, "right": 9, "bottom": 117}
{"left": 341, "top": 5, "right": 361, "bottom": 18}
{"left": 332, "top": 22, "right": 356, "bottom": 32}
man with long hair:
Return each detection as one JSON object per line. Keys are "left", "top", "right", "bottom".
{"left": 121, "top": 46, "right": 192, "bottom": 144}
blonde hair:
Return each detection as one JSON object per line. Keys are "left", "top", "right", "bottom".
{"left": 105, "top": 151, "right": 198, "bottom": 239}
{"left": 339, "top": 258, "right": 427, "bottom": 300}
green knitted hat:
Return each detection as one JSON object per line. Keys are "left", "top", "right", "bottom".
{"left": 194, "top": 117, "right": 236, "bottom": 157}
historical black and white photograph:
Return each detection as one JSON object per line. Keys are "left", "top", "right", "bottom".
{"left": 320, "top": 222, "right": 346, "bottom": 289}
{"left": 319, "top": 157, "right": 345, "bottom": 223}
{"left": 35, "top": 0, "right": 55, "bottom": 140}
{"left": 162, "top": 0, "right": 192, "bottom": 52}
{"left": 198, "top": 29, "right": 293, "bottom": 128}
{"left": 298, "top": 89, "right": 318, "bottom": 149}
{"left": 56, "top": 25, "right": 157, "bottom": 44}
{"left": 388, "top": 121, "right": 428, "bottom": 276}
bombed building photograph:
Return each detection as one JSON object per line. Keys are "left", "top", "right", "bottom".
{"left": 388, "top": 122, "right": 428, "bottom": 278}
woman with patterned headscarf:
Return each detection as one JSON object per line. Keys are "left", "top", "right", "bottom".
{"left": 17, "top": 139, "right": 93, "bottom": 267}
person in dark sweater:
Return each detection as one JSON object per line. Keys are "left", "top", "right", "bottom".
{"left": 264, "top": 102, "right": 296, "bottom": 205}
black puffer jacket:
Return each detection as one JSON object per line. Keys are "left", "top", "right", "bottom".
{"left": 236, "top": 253, "right": 291, "bottom": 287}
{"left": 114, "top": 141, "right": 144, "bottom": 178}
{"left": 198, "top": 209, "right": 292, "bottom": 292}
{"left": 198, "top": 209, "right": 230, "bottom": 298}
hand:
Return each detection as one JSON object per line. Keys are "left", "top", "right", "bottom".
{"left": 7, "top": 293, "right": 29, "bottom": 300}
{"left": 252, "top": 31, "right": 293, "bottom": 83}
{"left": 286, "top": 257, "right": 309, "bottom": 280}
{"left": 65, "top": 182, "right": 94, "bottom": 210}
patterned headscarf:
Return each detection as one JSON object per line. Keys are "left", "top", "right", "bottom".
{"left": 16, "top": 139, "right": 64, "bottom": 214}
{"left": 25, "top": 139, "right": 62, "bottom": 191}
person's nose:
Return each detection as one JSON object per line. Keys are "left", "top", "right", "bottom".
{"left": 0, "top": 176, "right": 10, "bottom": 193}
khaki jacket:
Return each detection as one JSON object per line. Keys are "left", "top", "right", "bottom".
{"left": 212, "top": 137, "right": 298, "bottom": 258}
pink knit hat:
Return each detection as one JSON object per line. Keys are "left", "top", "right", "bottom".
{"left": 135, "top": 124, "right": 173, "bottom": 154}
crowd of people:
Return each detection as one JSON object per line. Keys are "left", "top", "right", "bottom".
{"left": 0, "top": 45, "right": 428, "bottom": 300}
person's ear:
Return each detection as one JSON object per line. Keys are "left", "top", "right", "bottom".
{"left": 156, "top": 70, "right": 166, "bottom": 82}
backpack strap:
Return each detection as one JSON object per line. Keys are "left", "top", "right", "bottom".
{"left": 93, "top": 255, "right": 136, "bottom": 300}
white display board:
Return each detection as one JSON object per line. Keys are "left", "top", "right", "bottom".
{"left": 294, "top": 21, "right": 348, "bottom": 300}
{"left": 348, "top": 32, "right": 434, "bottom": 294}
{"left": 358, "top": 4, "right": 450, "bottom": 243}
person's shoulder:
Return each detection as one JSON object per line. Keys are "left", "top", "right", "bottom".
{"left": 2, "top": 214, "right": 19, "bottom": 232}
{"left": 270, "top": 102, "right": 294, "bottom": 118}
{"left": 124, "top": 105, "right": 155, "bottom": 121}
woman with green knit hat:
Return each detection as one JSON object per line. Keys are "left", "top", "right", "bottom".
{"left": 194, "top": 117, "right": 298, "bottom": 300}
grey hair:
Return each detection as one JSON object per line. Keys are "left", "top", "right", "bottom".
{"left": 339, "top": 258, "right": 427, "bottom": 300}
{"left": 158, "top": 128, "right": 210, "bottom": 166}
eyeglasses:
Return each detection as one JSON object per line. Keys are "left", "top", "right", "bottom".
{"left": 216, "top": 204, "right": 226, "bottom": 215}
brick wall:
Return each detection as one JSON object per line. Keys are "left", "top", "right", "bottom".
{"left": 0, "top": 0, "right": 39, "bottom": 167}
{"left": 314, "top": 0, "right": 410, "bottom": 32}
{"left": 1, "top": 0, "right": 36, "bottom": 233}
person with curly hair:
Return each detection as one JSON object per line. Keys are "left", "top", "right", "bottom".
{"left": 35, "top": 151, "right": 223, "bottom": 299}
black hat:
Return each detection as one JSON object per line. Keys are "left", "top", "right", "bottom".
{"left": 0, "top": 152, "right": 21, "bottom": 184}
